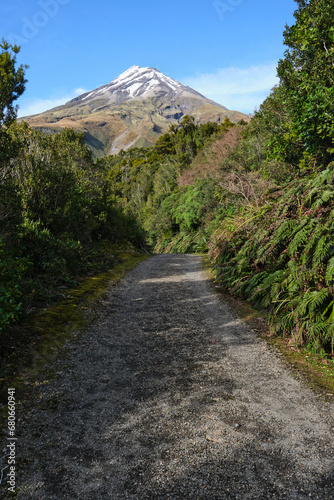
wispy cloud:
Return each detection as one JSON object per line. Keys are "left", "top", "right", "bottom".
{"left": 182, "top": 64, "right": 279, "bottom": 114}
{"left": 18, "top": 87, "right": 88, "bottom": 117}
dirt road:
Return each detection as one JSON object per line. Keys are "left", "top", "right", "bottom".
{"left": 6, "top": 254, "right": 334, "bottom": 498}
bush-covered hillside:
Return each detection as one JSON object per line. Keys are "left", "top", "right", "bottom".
{"left": 1, "top": 0, "right": 334, "bottom": 358}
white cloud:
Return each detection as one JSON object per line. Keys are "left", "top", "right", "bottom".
{"left": 18, "top": 87, "right": 88, "bottom": 117}
{"left": 182, "top": 64, "right": 279, "bottom": 114}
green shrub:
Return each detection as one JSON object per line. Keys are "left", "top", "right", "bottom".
{"left": 0, "top": 241, "right": 28, "bottom": 331}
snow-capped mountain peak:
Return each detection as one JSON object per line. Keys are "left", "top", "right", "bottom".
{"left": 22, "top": 65, "right": 250, "bottom": 158}
{"left": 109, "top": 65, "right": 182, "bottom": 95}
{"left": 80, "top": 66, "right": 193, "bottom": 105}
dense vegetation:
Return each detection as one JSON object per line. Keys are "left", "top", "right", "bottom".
{"left": 95, "top": 116, "right": 236, "bottom": 253}
{"left": 0, "top": 40, "right": 145, "bottom": 347}
{"left": 93, "top": 0, "right": 334, "bottom": 357}
{"left": 210, "top": 0, "right": 334, "bottom": 357}
{"left": 1, "top": 0, "right": 334, "bottom": 359}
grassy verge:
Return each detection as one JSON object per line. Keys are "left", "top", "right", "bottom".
{"left": 0, "top": 249, "right": 149, "bottom": 430}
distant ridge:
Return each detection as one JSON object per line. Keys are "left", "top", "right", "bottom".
{"left": 21, "top": 66, "right": 250, "bottom": 156}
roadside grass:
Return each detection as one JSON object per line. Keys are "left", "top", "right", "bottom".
{"left": 0, "top": 249, "right": 149, "bottom": 434}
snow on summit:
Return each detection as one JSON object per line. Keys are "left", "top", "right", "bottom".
{"left": 111, "top": 66, "right": 181, "bottom": 90}
{"left": 81, "top": 66, "right": 183, "bottom": 103}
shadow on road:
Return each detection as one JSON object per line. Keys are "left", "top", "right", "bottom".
{"left": 12, "top": 255, "right": 334, "bottom": 499}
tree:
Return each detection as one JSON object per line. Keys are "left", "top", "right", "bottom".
{"left": 277, "top": 0, "right": 334, "bottom": 163}
{"left": 0, "top": 39, "right": 28, "bottom": 165}
{"left": 0, "top": 41, "right": 28, "bottom": 333}
{"left": 0, "top": 39, "right": 27, "bottom": 127}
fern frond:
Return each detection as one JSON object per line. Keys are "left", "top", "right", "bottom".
{"left": 312, "top": 190, "right": 334, "bottom": 209}
{"left": 287, "top": 222, "right": 313, "bottom": 257}
{"left": 300, "top": 289, "right": 331, "bottom": 315}
{"left": 302, "top": 227, "right": 325, "bottom": 265}
{"left": 312, "top": 236, "right": 334, "bottom": 270}
{"left": 325, "top": 257, "right": 334, "bottom": 284}
{"left": 321, "top": 299, "right": 334, "bottom": 320}
{"left": 272, "top": 220, "right": 295, "bottom": 245}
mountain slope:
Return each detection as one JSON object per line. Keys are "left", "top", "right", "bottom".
{"left": 21, "top": 66, "right": 250, "bottom": 156}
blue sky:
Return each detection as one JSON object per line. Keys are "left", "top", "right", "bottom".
{"left": 1, "top": 0, "right": 297, "bottom": 116}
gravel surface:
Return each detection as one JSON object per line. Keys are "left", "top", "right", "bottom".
{"left": 4, "top": 254, "right": 334, "bottom": 499}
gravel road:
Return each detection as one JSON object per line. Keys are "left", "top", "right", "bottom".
{"left": 7, "top": 254, "right": 334, "bottom": 499}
